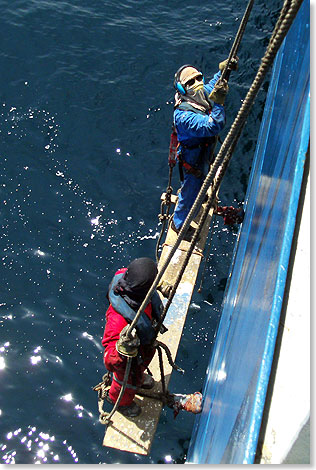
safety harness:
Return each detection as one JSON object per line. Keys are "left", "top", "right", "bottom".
{"left": 108, "top": 272, "right": 165, "bottom": 345}
{"left": 169, "top": 102, "right": 216, "bottom": 180}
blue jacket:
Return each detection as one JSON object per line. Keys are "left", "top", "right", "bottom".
{"left": 174, "top": 71, "right": 225, "bottom": 173}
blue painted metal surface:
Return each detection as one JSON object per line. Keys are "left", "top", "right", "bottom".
{"left": 187, "top": 0, "right": 310, "bottom": 464}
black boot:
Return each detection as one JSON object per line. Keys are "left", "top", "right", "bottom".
{"left": 140, "top": 373, "right": 155, "bottom": 390}
{"left": 171, "top": 220, "right": 196, "bottom": 241}
{"left": 104, "top": 390, "right": 141, "bottom": 417}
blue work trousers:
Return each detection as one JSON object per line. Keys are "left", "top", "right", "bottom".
{"left": 173, "top": 171, "right": 204, "bottom": 230}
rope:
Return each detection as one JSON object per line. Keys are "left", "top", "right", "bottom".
{"left": 155, "top": 340, "right": 185, "bottom": 374}
{"left": 124, "top": 0, "right": 258, "bottom": 339}
{"left": 221, "top": 0, "right": 255, "bottom": 81}
{"left": 139, "top": 341, "right": 184, "bottom": 404}
{"left": 98, "top": 0, "right": 304, "bottom": 424}
{"left": 197, "top": 215, "right": 217, "bottom": 293}
{"left": 157, "top": 346, "right": 166, "bottom": 395}
{"left": 95, "top": 0, "right": 303, "bottom": 424}
{"left": 153, "top": 0, "right": 254, "bottom": 266}
{"left": 154, "top": 195, "right": 217, "bottom": 334}
{"left": 155, "top": 168, "right": 173, "bottom": 263}
{"left": 98, "top": 357, "right": 132, "bottom": 425}
{"left": 207, "top": 0, "right": 304, "bottom": 195}
{"left": 94, "top": 340, "right": 182, "bottom": 424}
{"left": 154, "top": 0, "right": 304, "bottom": 334}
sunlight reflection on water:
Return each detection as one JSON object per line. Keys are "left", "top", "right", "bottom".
{"left": 1, "top": 425, "right": 80, "bottom": 464}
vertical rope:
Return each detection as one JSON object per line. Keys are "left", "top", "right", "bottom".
{"left": 126, "top": 0, "right": 303, "bottom": 339}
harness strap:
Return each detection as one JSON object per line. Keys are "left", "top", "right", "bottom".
{"left": 177, "top": 140, "right": 213, "bottom": 179}
{"left": 177, "top": 155, "right": 203, "bottom": 178}
{"left": 113, "top": 372, "right": 137, "bottom": 390}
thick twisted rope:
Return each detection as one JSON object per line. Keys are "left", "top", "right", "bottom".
{"left": 155, "top": 0, "right": 303, "bottom": 327}
{"left": 97, "top": 0, "right": 304, "bottom": 425}
{"left": 126, "top": 0, "right": 303, "bottom": 340}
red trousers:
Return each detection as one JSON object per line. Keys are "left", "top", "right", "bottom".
{"left": 106, "top": 347, "right": 155, "bottom": 406}
{"left": 102, "top": 296, "right": 155, "bottom": 406}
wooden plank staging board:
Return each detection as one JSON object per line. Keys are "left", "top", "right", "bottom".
{"left": 103, "top": 195, "right": 215, "bottom": 455}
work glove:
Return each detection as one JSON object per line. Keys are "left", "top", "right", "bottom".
{"left": 209, "top": 79, "right": 229, "bottom": 105}
{"left": 215, "top": 205, "right": 245, "bottom": 225}
{"left": 157, "top": 280, "right": 173, "bottom": 298}
{"left": 116, "top": 325, "right": 140, "bottom": 358}
{"left": 219, "top": 56, "right": 239, "bottom": 72}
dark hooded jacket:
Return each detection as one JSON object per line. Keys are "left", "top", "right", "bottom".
{"left": 102, "top": 258, "right": 162, "bottom": 406}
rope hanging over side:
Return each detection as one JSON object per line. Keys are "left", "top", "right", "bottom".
{"left": 126, "top": 0, "right": 303, "bottom": 341}
{"left": 205, "top": 0, "right": 304, "bottom": 196}
{"left": 154, "top": 136, "right": 240, "bottom": 334}
{"left": 97, "top": 357, "right": 132, "bottom": 425}
{"left": 155, "top": 0, "right": 304, "bottom": 325}
{"left": 155, "top": 0, "right": 254, "bottom": 263}
{"left": 94, "top": 0, "right": 304, "bottom": 426}
{"left": 94, "top": 340, "right": 185, "bottom": 424}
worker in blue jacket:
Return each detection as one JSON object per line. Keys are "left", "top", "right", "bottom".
{"left": 171, "top": 59, "right": 237, "bottom": 238}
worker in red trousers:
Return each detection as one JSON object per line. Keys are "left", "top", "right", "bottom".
{"left": 102, "top": 257, "right": 163, "bottom": 417}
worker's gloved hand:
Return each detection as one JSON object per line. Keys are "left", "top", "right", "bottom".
{"left": 116, "top": 326, "right": 140, "bottom": 357}
{"left": 209, "top": 79, "right": 229, "bottom": 105}
{"left": 219, "top": 56, "right": 239, "bottom": 72}
{"left": 157, "top": 280, "right": 173, "bottom": 298}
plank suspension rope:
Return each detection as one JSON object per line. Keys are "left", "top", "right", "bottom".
{"left": 155, "top": 134, "right": 241, "bottom": 335}
{"left": 125, "top": 0, "right": 258, "bottom": 339}
{"left": 155, "top": 0, "right": 254, "bottom": 265}
{"left": 155, "top": 0, "right": 304, "bottom": 326}
{"left": 126, "top": 0, "right": 303, "bottom": 341}
{"left": 98, "top": 0, "right": 304, "bottom": 432}
{"left": 97, "top": 357, "right": 132, "bottom": 426}
{"left": 194, "top": 0, "right": 256, "bottom": 292}
{"left": 94, "top": 341, "right": 182, "bottom": 425}
{"left": 204, "top": 0, "right": 304, "bottom": 200}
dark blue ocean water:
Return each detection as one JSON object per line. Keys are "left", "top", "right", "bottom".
{"left": 0, "top": 0, "right": 282, "bottom": 464}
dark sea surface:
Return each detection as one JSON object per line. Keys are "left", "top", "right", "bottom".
{"left": 0, "top": 0, "right": 282, "bottom": 464}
